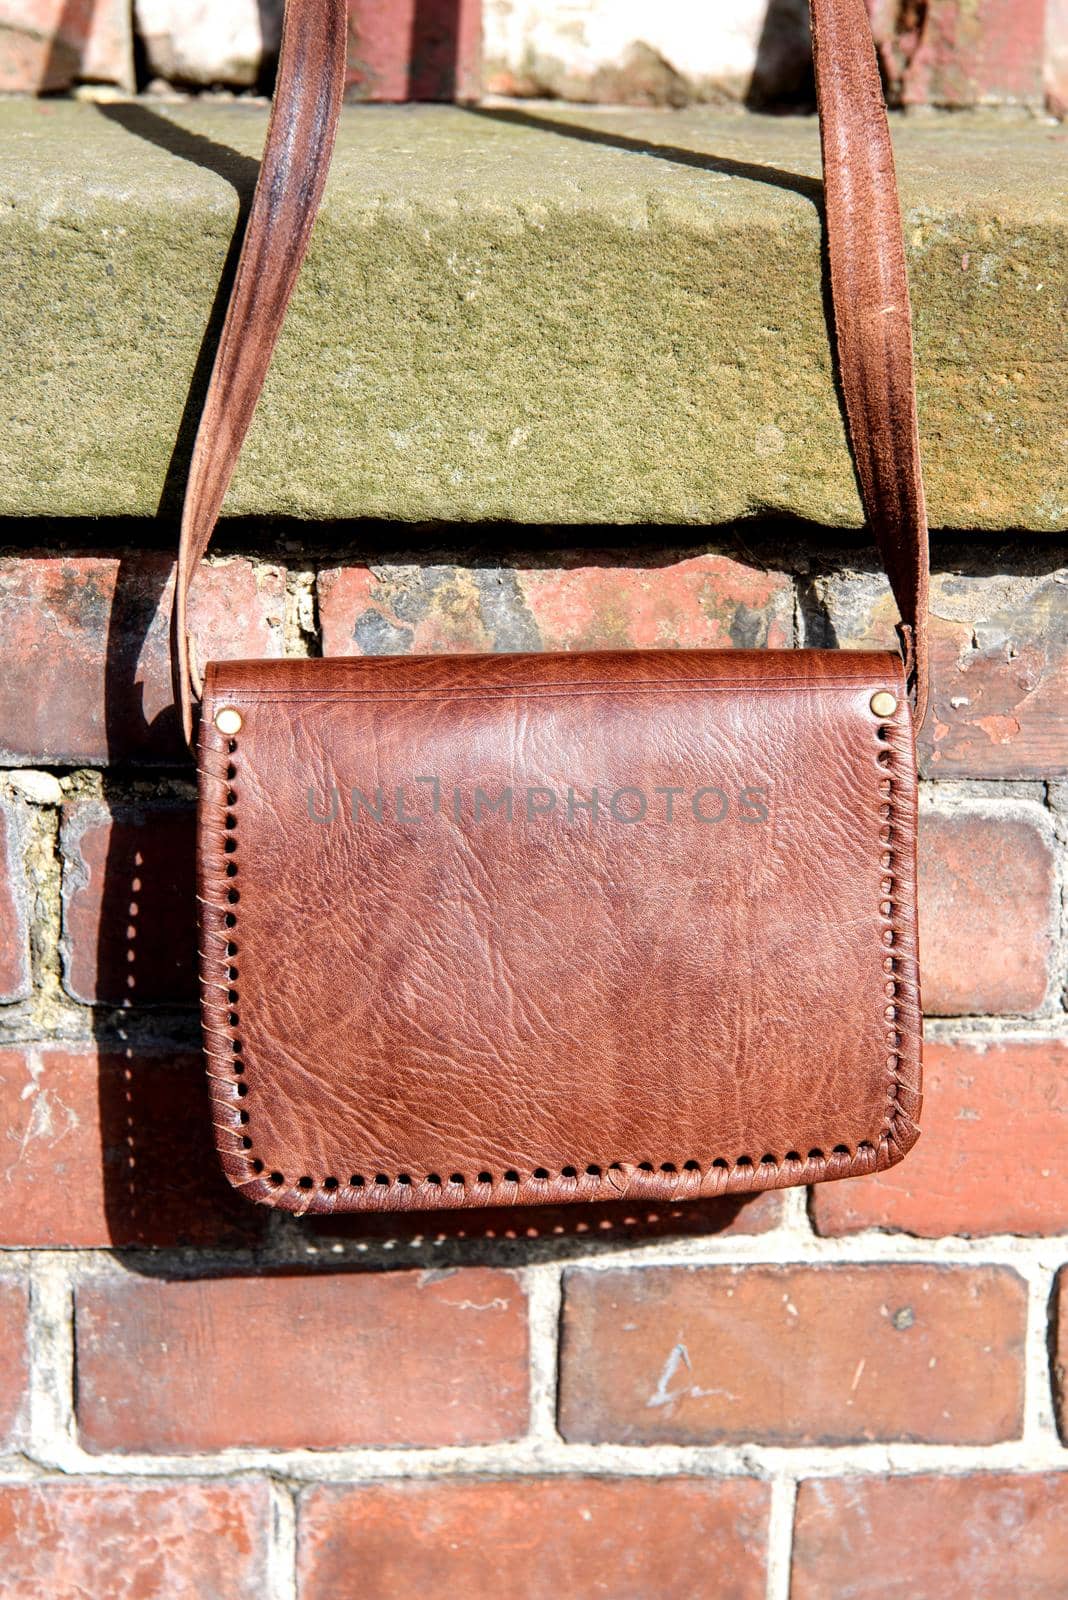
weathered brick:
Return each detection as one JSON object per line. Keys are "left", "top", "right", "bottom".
{"left": 558, "top": 1264, "right": 1026, "bottom": 1445}
{"left": 0, "top": 0, "right": 132, "bottom": 93}
{"left": 793, "top": 1473, "right": 1068, "bottom": 1599}
{"left": 60, "top": 798, "right": 196, "bottom": 1006}
{"left": 0, "top": 1481, "right": 269, "bottom": 1598}
{"left": 135, "top": 0, "right": 280, "bottom": 88}
{"left": 813, "top": 1037, "right": 1068, "bottom": 1238}
{"left": 811, "top": 566, "right": 1068, "bottom": 778}
{"left": 76, "top": 1268, "right": 528, "bottom": 1451}
{"left": 0, "top": 1046, "right": 264, "bottom": 1248}
{"left": 318, "top": 554, "right": 793, "bottom": 657}
{"left": 0, "top": 1275, "right": 29, "bottom": 1449}
{"left": 483, "top": 0, "right": 811, "bottom": 105}
{"left": 136, "top": 0, "right": 480, "bottom": 98}
{"left": 300, "top": 1477, "right": 770, "bottom": 1598}
{"left": 869, "top": 0, "right": 1048, "bottom": 108}
{"left": 347, "top": 0, "right": 482, "bottom": 101}
{"left": 0, "top": 793, "right": 31, "bottom": 1002}
{"left": 919, "top": 805, "right": 1056, "bottom": 1016}
{"left": 0, "top": 555, "right": 284, "bottom": 766}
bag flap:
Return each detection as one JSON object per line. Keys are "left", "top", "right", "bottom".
{"left": 198, "top": 648, "right": 921, "bottom": 1213}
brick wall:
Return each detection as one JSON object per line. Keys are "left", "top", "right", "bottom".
{"left": 2, "top": 0, "right": 1065, "bottom": 111}
{"left": 0, "top": 526, "right": 1066, "bottom": 1593}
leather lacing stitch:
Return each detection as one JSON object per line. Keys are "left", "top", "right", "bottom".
{"left": 252, "top": 1145, "right": 880, "bottom": 1197}
{"left": 199, "top": 730, "right": 255, "bottom": 1172}
{"left": 876, "top": 711, "right": 909, "bottom": 1144}
{"left": 207, "top": 710, "right": 907, "bottom": 1204}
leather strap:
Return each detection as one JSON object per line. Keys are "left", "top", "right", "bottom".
{"left": 174, "top": 0, "right": 929, "bottom": 744}
{"left": 174, "top": 0, "right": 349, "bottom": 743}
{"left": 810, "top": 0, "right": 929, "bottom": 721}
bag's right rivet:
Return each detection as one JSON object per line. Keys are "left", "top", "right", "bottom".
{"left": 870, "top": 691, "right": 898, "bottom": 718}
{"left": 214, "top": 707, "right": 243, "bottom": 734}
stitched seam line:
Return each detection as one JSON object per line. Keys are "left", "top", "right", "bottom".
{"left": 205, "top": 678, "right": 884, "bottom": 709}
{"left": 879, "top": 712, "right": 913, "bottom": 1145}
{"left": 201, "top": 710, "right": 911, "bottom": 1203}
{"left": 200, "top": 732, "right": 253, "bottom": 1177}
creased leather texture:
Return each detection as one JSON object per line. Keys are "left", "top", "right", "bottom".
{"left": 199, "top": 649, "right": 921, "bottom": 1214}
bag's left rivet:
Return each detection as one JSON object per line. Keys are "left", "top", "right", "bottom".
{"left": 214, "top": 707, "right": 243, "bottom": 735}
{"left": 870, "top": 691, "right": 898, "bottom": 718}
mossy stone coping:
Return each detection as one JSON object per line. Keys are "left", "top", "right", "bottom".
{"left": 2, "top": 100, "right": 1065, "bottom": 528}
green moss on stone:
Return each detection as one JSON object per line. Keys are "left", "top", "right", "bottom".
{"left": 1, "top": 101, "right": 1064, "bottom": 527}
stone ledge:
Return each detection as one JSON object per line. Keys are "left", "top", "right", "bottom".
{"left": 1, "top": 100, "right": 1065, "bottom": 528}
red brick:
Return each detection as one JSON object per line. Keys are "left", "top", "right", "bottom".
{"left": 814, "top": 568, "right": 1068, "bottom": 778}
{"left": 793, "top": 1474, "right": 1068, "bottom": 1599}
{"left": 0, "top": 795, "right": 31, "bottom": 1002}
{"left": 920, "top": 807, "right": 1055, "bottom": 1015}
{"left": 558, "top": 1264, "right": 1026, "bottom": 1446}
{"left": 300, "top": 1477, "right": 770, "bottom": 1599}
{"left": 346, "top": 0, "right": 481, "bottom": 101}
{"left": 813, "top": 1036, "right": 1068, "bottom": 1238}
{"left": 60, "top": 799, "right": 195, "bottom": 1006}
{"left": 1053, "top": 1268, "right": 1068, "bottom": 1443}
{"left": 0, "top": 1480, "right": 269, "bottom": 1598}
{"left": 76, "top": 1267, "right": 528, "bottom": 1451}
{"left": 0, "top": 554, "right": 284, "bottom": 765}
{"left": 923, "top": 591, "right": 1068, "bottom": 779}
{"left": 0, "top": 1276, "right": 29, "bottom": 1449}
{"left": 868, "top": 0, "right": 1047, "bottom": 107}
{"left": 0, "top": 1046, "right": 264, "bottom": 1247}
{"left": 318, "top": 554, "right": 793, "bottom": 656}
{"left": 0, "top": 0, "right": 132, "bottom": 93}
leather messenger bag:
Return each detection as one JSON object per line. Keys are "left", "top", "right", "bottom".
{"left": 177, "top": 0, "right": 928, "bottom": 1215}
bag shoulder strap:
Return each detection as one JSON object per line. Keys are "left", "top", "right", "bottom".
{"left": 174, "top": 0, "right": 929, "bottom": 744}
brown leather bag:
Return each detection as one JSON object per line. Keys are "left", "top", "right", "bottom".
{"left": 178, "top": 0, "right": 928, "bottom": 1215}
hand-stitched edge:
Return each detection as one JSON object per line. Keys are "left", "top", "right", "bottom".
{"left": 197, "top": 687, "right": 922, "bottom": 1218}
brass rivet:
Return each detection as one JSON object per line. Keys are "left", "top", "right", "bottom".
{"left": 870, "top": 691, "right": 898, "bottom": 719}
{"left": 214, "top": 707, "right": 243, "bottom": 735}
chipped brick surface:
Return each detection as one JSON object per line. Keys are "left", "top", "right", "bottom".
{"left": 812, "top": 565, "right": 1068, "bottom": 779}
{"left": 318, "top": 554, "right": 793, "bottom": 656}
{"left": 559, "top": 1264, "right": 1027, "bottom": 1445}
{"left": 793, "top": 1473, "right": 1068, "bottom": 1598}
{"left": 0, "top": 1481, "right": 270, "bottom": 1598}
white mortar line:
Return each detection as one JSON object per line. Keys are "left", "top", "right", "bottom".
{"left": 3, "top": 1434, "right": 1064, "bottom": 1486}
{"left": 525, "top": 1262, "right": 563, "bottom": 1443}
{"left": 267, "top": 1477, "right": 299, "bottom": 1600}
{"left": 1023, "top": 1261, "right": 1060, "bottom": 1446}
{"left": 25, "top": 1252, "right": 77, "bottom": 1472}
{"left": 764, "top": 1475, "right": 797, "bottom": 1600}
{"left": 776, "top": 1183, "right": 813, "bottom": 1241}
